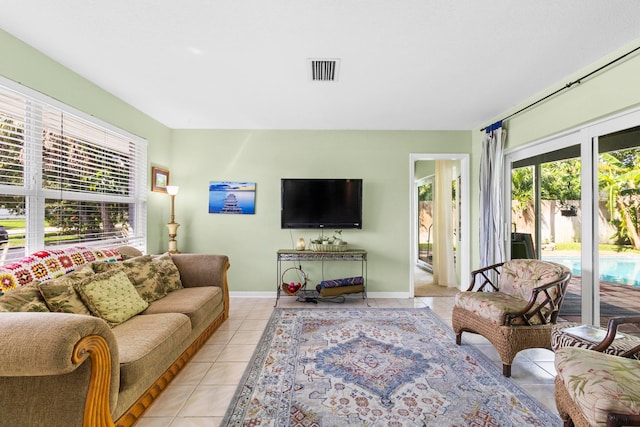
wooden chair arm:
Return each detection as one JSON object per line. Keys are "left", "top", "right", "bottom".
{"left": 607, "top": 412, "right": 640, "bottom": 427}
{"left": 466, "top": 262, "right": 504, "bottom": 292}
{"left": 592, "top": 316, "right": 640, "bottom": 356}
{"left": 504, "top": 270, "right": 572, "bottom": 326}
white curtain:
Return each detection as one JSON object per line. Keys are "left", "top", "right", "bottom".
{"left": 433, "top": 160, "right": 457, "bottom": 287}
{"left": 479, "top": 122, "right": 506, "bottom": 267}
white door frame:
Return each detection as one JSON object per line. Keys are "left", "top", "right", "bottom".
{"left": 409, "top": 153, "right": 470, "bottom": 296}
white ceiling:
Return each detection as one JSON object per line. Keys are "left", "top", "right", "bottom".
{"left": 2, "top": 1, "right": 640, "bottom": 130}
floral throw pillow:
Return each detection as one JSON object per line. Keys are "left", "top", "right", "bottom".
{"left": 74, "top": 269, "right": 148, "bottom": 327}
{"left": 0, "top": 282, "right": 50, "bottom": 312}
{"left": 91, "top": 255, "right": 167, "bottom": 302}
{"left": 37, "top": 264, "right": 95, "bottom": 315}
{"left": 152, "top": 253, "right": 183, "bottom": 293}
{"left": 123, "top": 256, "right": 167, "bottom": 302}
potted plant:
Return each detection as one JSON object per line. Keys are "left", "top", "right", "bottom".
{"left": 560, "top": 204, "right": 578, "bottom": 217}
{"left": 333, "top": 230, "right": 347, "bottom": 246}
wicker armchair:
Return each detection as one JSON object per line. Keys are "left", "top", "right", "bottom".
{"left": 555, "top": 316, "right": 640, "bottom": 427}
{"left": 452, "top": 259, "right": 571, "bottom": 377}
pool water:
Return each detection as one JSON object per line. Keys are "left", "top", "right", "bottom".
{"left": 542, "top": 256, "right": 640, "bottom": 287}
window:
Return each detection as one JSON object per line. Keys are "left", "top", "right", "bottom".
{"left": 0, "top": 77, "right": 147, "bottom": 263}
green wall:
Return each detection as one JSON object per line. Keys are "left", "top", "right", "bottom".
{"left": 504, "top": 40, "right": 640, "bottom": 150}
{"left": 4, "top": 25, "right": 639, "bottom": 294}
{"left": 471, "top": 39, "right": 640, "bottom": 270}
{"left": 169, "top": 130, "right": 470, "bottom": 294}
{"left": 0, "top": 29, "right": 172, "bottom": 252}
{"left": 0, "top": 29, "right": 472, "bottom": 295}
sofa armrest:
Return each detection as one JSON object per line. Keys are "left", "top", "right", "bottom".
{"left": 170, "top": 253, "right": 230, "bottom": 319}
{"left": 0, "top": 312, "right": 117, "bottom": 376}
{"left": 0, "top": 312, "right": 119, "bottom": 427}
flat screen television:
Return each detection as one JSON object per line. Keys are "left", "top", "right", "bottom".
{"left": 281, "top": 178, "right": 363, "bottom": 229}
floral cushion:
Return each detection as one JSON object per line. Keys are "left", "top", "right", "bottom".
{"left": 74, "top": 269, "right": 148, "bottom": 327}
{"left": 455, "top": 291, "right": 548, "bottom": 325}
{"left": 152, "top": 253, "right": 183, "bottom": 293}
{"left": 499, "top": 259, "right": 567, "bottom": 301}
{"left": 92, "top": 255, "right": 168, "bottom": 303}
{"left": 0, "top": 246, "right": 122, "bottom": 292}
{"left": 37, "top": 264, "right": 95, "bottom": 315}
{"left": 0, "top": 282, "right": 50, "bottom": 312}
{"left": 555, "top": 347, "right": 640, "bottom": 426}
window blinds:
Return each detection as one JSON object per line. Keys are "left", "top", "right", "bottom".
{"left": 0, "top": 78, "right": 147, "bottom": 261}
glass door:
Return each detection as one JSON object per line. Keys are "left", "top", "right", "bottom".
{"left": 507, "top": 108, "right": 640, "bottom": 328}
{"left": 596, "top": 126, "right": 640, "bottom": 332}
{"left": 417, "top": 176, "right": 433, "bottom": 271}
{"left": 510, "top": 146, "right": 583, "bottom": 323}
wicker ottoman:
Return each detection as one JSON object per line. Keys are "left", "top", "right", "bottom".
{"left": 551, "top": 322, "right": 640, "bottom": 358}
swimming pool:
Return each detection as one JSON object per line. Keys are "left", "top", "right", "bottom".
{"left": 542, "top": 256, "right": 640, "bottom": 287}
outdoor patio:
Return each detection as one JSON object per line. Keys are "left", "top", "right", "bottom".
{"left": 560, "top": 276, "right": 640, "bottom": 336}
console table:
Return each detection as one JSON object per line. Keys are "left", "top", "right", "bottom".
{"left": 276, "top": 249, "right": 367, "bottom": 306}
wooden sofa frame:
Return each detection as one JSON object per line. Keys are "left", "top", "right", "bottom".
{"left": 73, "top": 260, "right": 230, "bottom": 427}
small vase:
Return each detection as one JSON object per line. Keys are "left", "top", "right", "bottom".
{"left": 296, "top": 237, "right": 306, "bottom": 250}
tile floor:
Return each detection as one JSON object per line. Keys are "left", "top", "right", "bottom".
{"left": 137, "top": 295, "right": 559, "bottom": 426}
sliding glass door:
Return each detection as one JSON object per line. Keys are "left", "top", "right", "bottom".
{"left": 511, "top": 145, "right": 583, "bottom": 323}
{"left": 505, "top": 108, "right": 640, "bottom": 328}
{"left": 595, "top": 127, "right": 640, "bottom": 329}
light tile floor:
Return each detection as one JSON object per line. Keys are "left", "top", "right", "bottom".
{"left": 137, "top": 296, "right": 558, "bottom": 426}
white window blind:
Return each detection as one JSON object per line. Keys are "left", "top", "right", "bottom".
{"left": 0, "top": 77, "right": 147, "bottom": 262}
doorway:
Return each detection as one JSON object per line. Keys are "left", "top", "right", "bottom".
{"left": 417, "top": 175, "right": 434, "bottom": 271}
{"left": 409, "top": 154, "right": 470, "bottom": 297}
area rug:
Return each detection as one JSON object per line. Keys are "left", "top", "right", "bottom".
{"left": 221, "top": 308, "right": 560, "bottom": 426}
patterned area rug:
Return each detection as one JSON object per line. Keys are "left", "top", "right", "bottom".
{"left": 221, "top": 308, "right": 560, "bottom": 426}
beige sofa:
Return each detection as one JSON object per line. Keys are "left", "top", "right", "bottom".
{"left": 0, "top": 246, "right": 230, "bottom": 427}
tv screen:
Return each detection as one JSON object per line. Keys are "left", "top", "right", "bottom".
{"left": 281, "top": 178, "right": 363, "bottom": 229}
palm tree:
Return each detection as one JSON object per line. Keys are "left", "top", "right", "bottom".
{"left": 599, "top": 149, "right": 640, "bottom": 249}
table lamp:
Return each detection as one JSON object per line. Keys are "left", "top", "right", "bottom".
{"left": 166, "top": 185, "right": 180, "bottom": 253}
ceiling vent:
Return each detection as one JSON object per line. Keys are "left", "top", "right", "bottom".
{"left": 309, "top": 59, "right": 340, "bottom": 82}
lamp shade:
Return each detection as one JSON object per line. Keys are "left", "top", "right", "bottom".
{"left": 166, "top": 185, "right": 179, "bottom": 196}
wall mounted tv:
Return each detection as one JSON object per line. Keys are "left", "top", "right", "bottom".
{"left": 281, "top": 178, "right": 363, "bottom": 229}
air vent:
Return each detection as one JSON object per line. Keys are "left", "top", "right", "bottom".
{"left": 309, "top": 59, "right": 340, "bottom": 82}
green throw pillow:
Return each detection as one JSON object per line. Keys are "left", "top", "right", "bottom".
{"left": 89, "top": 261, "right": 120, "bottom": 274}
{"left": 74, "top": 269, "right": 148, "bottom": 327}
{"left": 152, "top": 253, "right": 183, "bottom": 292}
{"left": 38, "top": 264, "right": 95, "bottom": 315}
{"left": 0, "top": 282, "right": 50, "bottom": 312}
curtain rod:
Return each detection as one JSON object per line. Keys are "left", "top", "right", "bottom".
{"left": 481, "top": 44, "right": 640, "bottom": 132}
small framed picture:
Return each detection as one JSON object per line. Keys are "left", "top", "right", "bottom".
{"left": 151, "top": 167, "right": 170, "bottom": 193}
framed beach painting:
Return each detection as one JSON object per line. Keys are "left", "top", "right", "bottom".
{"left": 151, "top": 167, "right": 170, "bottom": 193}
{"left": 209, "top": 181, "right": 256, "bottom": 214}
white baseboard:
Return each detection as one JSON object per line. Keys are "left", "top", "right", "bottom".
{"left": 368, "top": 292, "right": 411, "bottom": 298}
{"left": 229, "top": 291, "right": 274, "bottom": 298}
{"left": 229, "top": 291, "right": 412, "bottom": 299}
